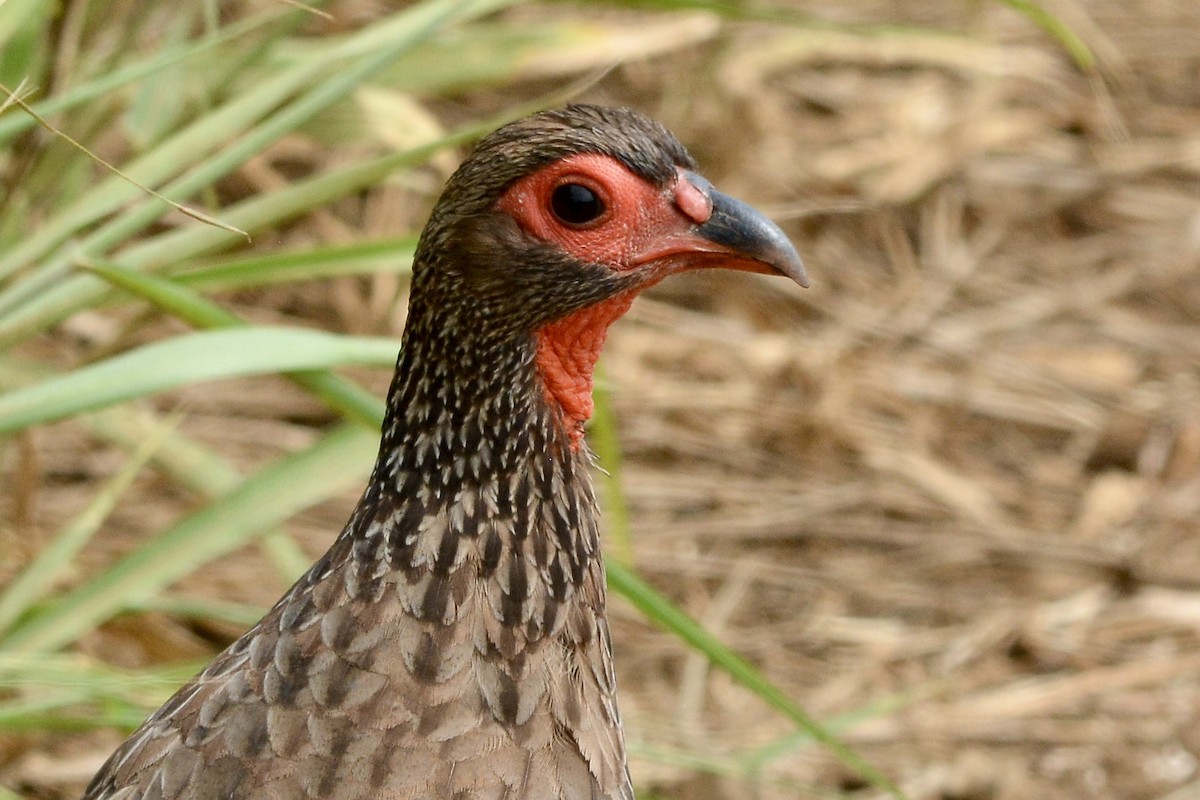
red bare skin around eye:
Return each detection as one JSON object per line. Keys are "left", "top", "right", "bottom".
{"left": 495, "top": 154, "right": 714, "bottom": 449}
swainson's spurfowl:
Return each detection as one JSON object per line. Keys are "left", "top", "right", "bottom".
{"left": 83, "top": 105, "right": 806, "bottom": 800}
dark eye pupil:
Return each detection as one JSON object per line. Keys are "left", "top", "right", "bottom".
{"left": 550, "top": 183, "right": 604, "bottom": 225}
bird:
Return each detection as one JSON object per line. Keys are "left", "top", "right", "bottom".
{"left": 82, "top": 104, "right": 807, "bottom": 800}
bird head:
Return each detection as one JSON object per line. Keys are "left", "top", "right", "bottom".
{"left": 409, "top": 105, "right": 807, "bottom": 446}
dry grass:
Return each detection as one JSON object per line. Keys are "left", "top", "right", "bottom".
{"left": 4, "top": 1, "right": 1200, "bottom": 798}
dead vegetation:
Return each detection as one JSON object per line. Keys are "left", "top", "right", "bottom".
{"left": 3, "top": 1, "right": 1200, "bottom": 798}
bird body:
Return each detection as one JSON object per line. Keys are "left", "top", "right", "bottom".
{"left": 83, "top": 105, "right": 805, "bottom": 800}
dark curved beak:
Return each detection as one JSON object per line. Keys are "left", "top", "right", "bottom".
{"left": 684, "top": 170, "right": 809, "bottom": 289}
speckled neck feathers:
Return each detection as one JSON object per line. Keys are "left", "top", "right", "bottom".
{"left": 81, "top": 281, "right": 635, "bottom": 800}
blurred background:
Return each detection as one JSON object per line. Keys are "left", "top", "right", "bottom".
{"left": 0, "top": 1, "right": 1198, "bottom": 798}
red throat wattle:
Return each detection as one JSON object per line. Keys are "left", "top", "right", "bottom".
{"left": 535, "top": 289, "right": 638, "bottom": 447}
{"left": 495, "top": 154, "right": 730, "bottom": 448}
{"left": 494, "top": 155, "right": 696, "bottom": 448}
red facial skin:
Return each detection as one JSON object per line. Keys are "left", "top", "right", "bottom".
{"left": 495, "top": 153, "right": 778, "bottom": 448}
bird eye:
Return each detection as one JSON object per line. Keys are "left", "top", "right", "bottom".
{"left": 550, "top": 182, "right": 605, "bottom": 225}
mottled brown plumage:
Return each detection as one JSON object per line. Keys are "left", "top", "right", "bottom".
{"left": 83, "top": 105, "right": 805, "bottom": 800}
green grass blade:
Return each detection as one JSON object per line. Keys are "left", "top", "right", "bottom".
{"left": 60, "top": 266, "right": 369, "bottom": 585}
{"left": 601, "top": 0, "right": 1094, "bottom": 69}
{"left": 0, "top": 693, "right": 92, "bottom": 727}
{"left": 374, "top": 14, "right": 719, "bottom": 95}
{"left": 0, "top": 76, "right": 590, "bottom": 350}
{"left": 0, "top": 34, "right": 326, "bottom": 287}
{"left": 112, "top": 71, "right": 600, "bottom": 271}
{"left": 0, "top": 652, "right": 204, "bottom": 732}
{"left": 118, "top": 134, "right": 474, "bottom": 271}
{"left": 73, "top": 0, "right": 458, "bottom": 247}
{"left": 87, "top": 263, "right": 388, "bottom": 428}
{"left": 0, "top": 0, "right": 507, "bottom": 309}
{"left": 0, "top": 327, "right": 399, "bottom": 435}
{"left": 0, "top": 708, "right": 150, "bottom": 733}
{"left": 0, "top": 651, "right": 201, "bottom": 693}
{"left": 85, "top": 262, "right": 246, "bottom": 328}
{"left": 0, "top": 424, "right": 377, "bottom": 654}
{"left": 0, "top": 118, "right": 456, "bottom": 352}
{"left": 608, "top": 562, "right": 908, "bottom": 800}
{"left": 0, "top": 0, "right": 48, "bottom": 79}
{"left": 127, "top": 596, "right": 267, "bottom": 628}
{"left": 994, "top": 0, "right": 1094, "bottom": 69}
{"left": 739, "top": 686, "right": 915, "bottom": 773}
{"left": 0, "top": 359, "right": 230, "bottom": 501}
{"left": 254, "top": 532, "right": 315, "bottom": 590}
{"left": 171, "top": 236, "right": 417, "bottom": 290}
{"left": 0, "top": 418, "right": 175, "bottom": 635}
{"left": 0, "top": 357, "right": 320, "bottom": 585}
{"left": 0, "top": 10, "right": 281, "bottom": 145}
